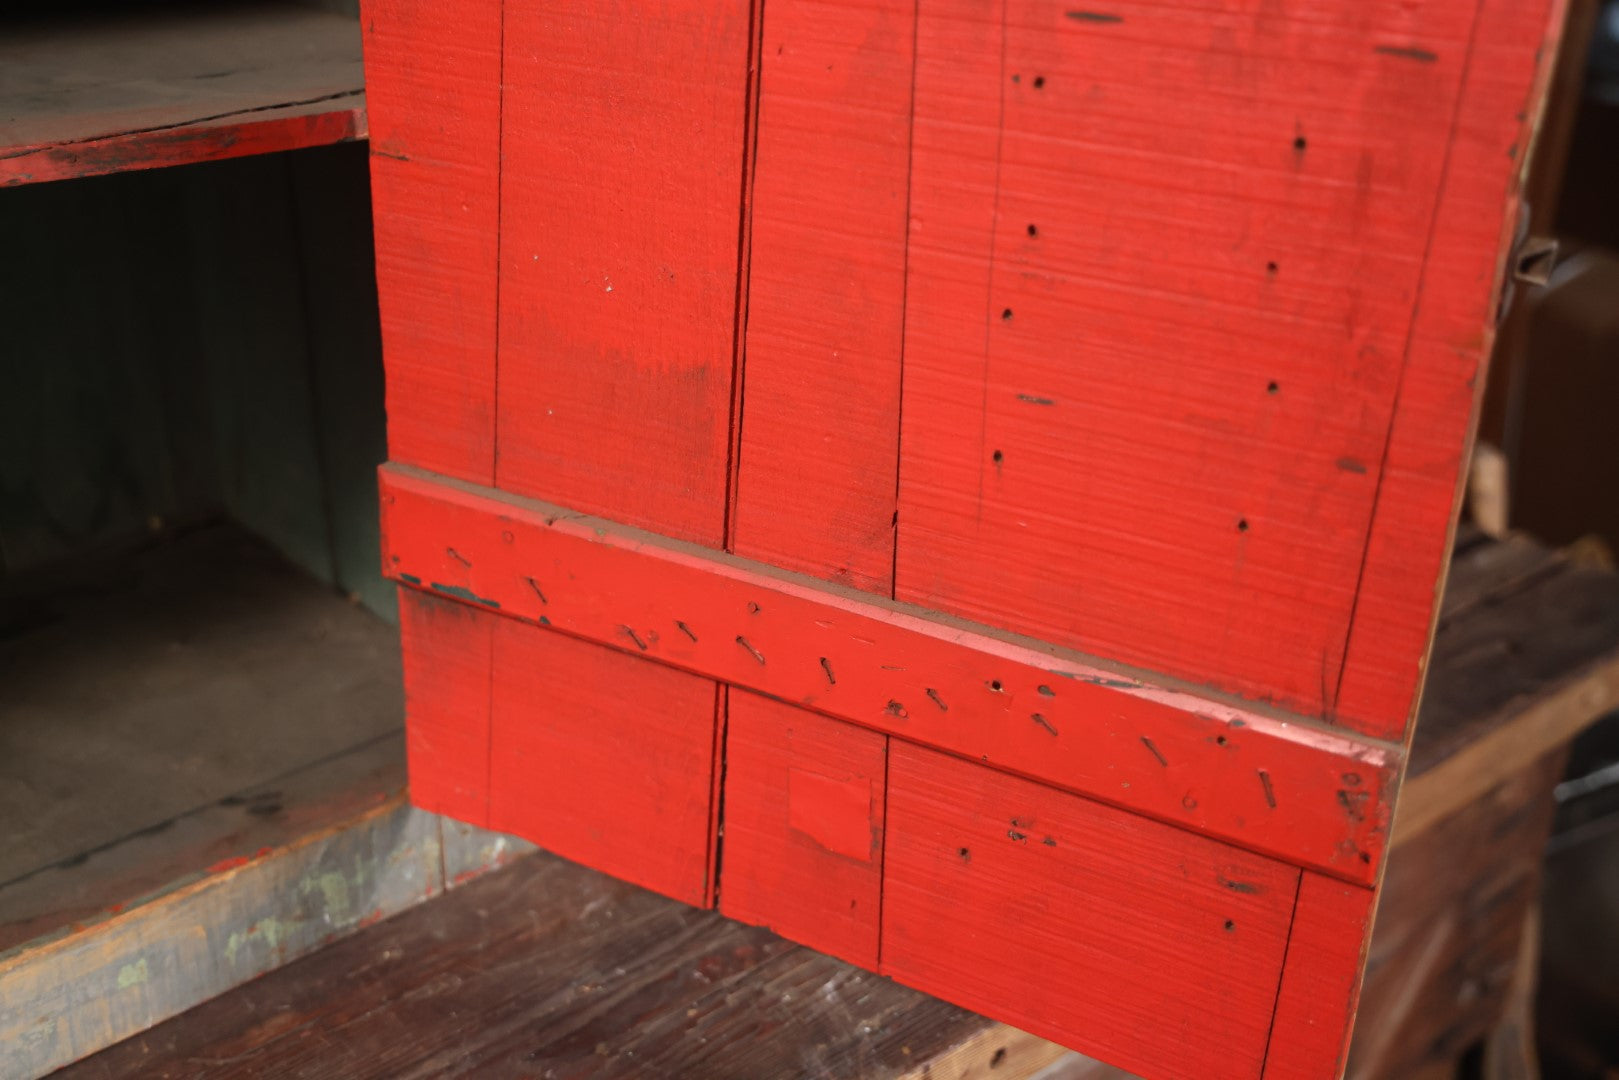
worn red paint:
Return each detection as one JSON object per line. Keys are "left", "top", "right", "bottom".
{"left": 381, "top": 465, "right": 1395, "bottom": 883}
{"left": 363, "top": 0, "right": 1563, "bottom": 1073}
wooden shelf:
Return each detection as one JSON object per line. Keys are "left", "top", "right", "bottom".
{"left": 0, "top": 524, "right": 404, "bottom": 944}
{"left": 1, "top": 3, "right": 364, "bottom": 186}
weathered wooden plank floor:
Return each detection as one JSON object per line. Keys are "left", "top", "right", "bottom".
{"left": 55, "top": 848, "right": 1092, "bottom": 1080}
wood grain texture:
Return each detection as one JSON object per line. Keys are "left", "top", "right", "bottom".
{"left": 397, "top": 589, "right": 493, "bottom": 828}
{"left": 895, "top": 0, "right": 1474, "bottom": 728}
{"left": 487, "top": 615, "right": 717, "bottom": 908}
{"left": 731, "top": 0, "right": 914, "bottom": 591}
{"left": 2, "top": 796, "right": 441, "bottom": 1080}
{"left": 1262, "top": 873, "right": 1375, "bottom": 1079}
{"left": 1332, "top": 0, "right": 1564, "bottom": 737}
{"left": 0, "top": 3, "right": 364, "bottom": 186}
{"left": 720, "top": 692, "right": 887, "bottom": 968}
{"left": 1395, "top": 554, "right": 1619, "bottom": 843}
{"left": 363, "top": 0, "right": 501, "bottom": 483}
{"left": 59, "top": 851, "right": 1064, "bottom": 1080}
{"left": 1437, "top": 530, "right": 1562, "bottom": 626}
{"left": 882, "top": 742, "right": 1298, "bottom": 1080}
{"left": 380, "top": 464, "right": 1396, "bottom": 883}
{"left": 493, "top": 0, "right": 752, "bottom": 546}
{"left": 0, "top": 735, "right": 406, "bottom": 959}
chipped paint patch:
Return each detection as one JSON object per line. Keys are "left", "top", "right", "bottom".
{"left": 303, "top": 871, "right": 352, "bottom": 921}
{"left": 428, "top": 582, "right": 501, "bottom": 608}
{"left": 116, "top": 958, "right": 149, "bottom": 989}
{"left": 224, "top": 917, "right": 286, "bottom": 967}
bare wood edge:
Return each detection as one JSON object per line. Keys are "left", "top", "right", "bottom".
{"left": 899, "top": 1022, "right": 1075, "bottom": 1080}
{"left": 0, "top": 793, "right": 409, "bottom": 980}
{"left": 0, "top": 94, "right": 368, "bottom": 188}
{"left": 1392, "top": 656, "right": 1619, "bottom": 846}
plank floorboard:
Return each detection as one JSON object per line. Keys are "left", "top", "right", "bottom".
{"left": 59, "top": 850, "right": 1061, "bottom": 1080}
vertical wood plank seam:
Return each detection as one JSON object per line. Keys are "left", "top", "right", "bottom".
{"left": 706, "top": 682, "right": 731, "bottom": 908}
{"left": 1329, "top": 0, "right": 1489, "bottom": 722}
{"left": 972, "top": 0, "right": 1011, "bottom": 523}
{"left": 874, "top": 732, "right": 895, "bottom": 969}
{"left": 1256, "top": 869, "right": 1307, "bottom": 1077}
{"left": 712, "top": 0, "right": 768, "bottom": 910}
{"left": 889, "top": 0, "right": 923, "bottom": 599}
{"left": 489, "top": 0, "right": 507, "bottom": 490}
{"left": 723, "top": 0, "right": 768, "bottom": 554}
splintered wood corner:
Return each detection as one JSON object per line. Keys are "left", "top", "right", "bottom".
{"left": 362, "top": 0, "right": 1567, "bottom": 1075}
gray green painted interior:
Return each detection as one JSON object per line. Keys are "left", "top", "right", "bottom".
{"left": 1, "top": 142, "right": 394, "bottom": 619}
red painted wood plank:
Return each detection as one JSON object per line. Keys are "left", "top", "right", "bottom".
{"left": 894, "top": 0, "right": 1475, "bottom": 727}
{"left": 397, "top": 589, "right": 493, "bottom": 827}
{"left": 1261, "top": 873, "right": 1376, "bottom": 1079}
{"left": 882, "top": 742, "right": 1299, "bottom": 1080}
{"left": 486, "top": 614, "right": 717, "bottom": 908}
{"left": 493, "top": 0, "right": 753, "bottom": 546}
{"left": 363, "top": 0, "right": 501, "bottom": 483}
{"left": 379, "top": 464, "right": 1396, "bottom": 882}
{"left": 720, "top": 692, "right": 887, "bottom": 968}
{"left": 730, "top": 0, "right": 914, "bottom": 591}
{"left": 0, "top": 103, "right": 365, "bottom": 188}
{"left": 1332, "top": 0, "right": 1565, "bottom": 737}
{"left": 481, "top": 1, "right": 757, "bottom": 906}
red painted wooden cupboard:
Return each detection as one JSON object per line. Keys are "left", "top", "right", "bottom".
{"left": 361, "top": 2, "right": 1563, "bottom": 1076}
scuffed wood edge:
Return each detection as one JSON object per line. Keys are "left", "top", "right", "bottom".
{"left": 0, "top": 96, "right": 366, "bottom": 187}
{"left": 0, "top": 793, "right": 525, "bottom": 1080}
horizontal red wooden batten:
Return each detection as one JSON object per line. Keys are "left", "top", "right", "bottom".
{"left": 380, "top": 464, "right": 1395, "bottom": 884}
